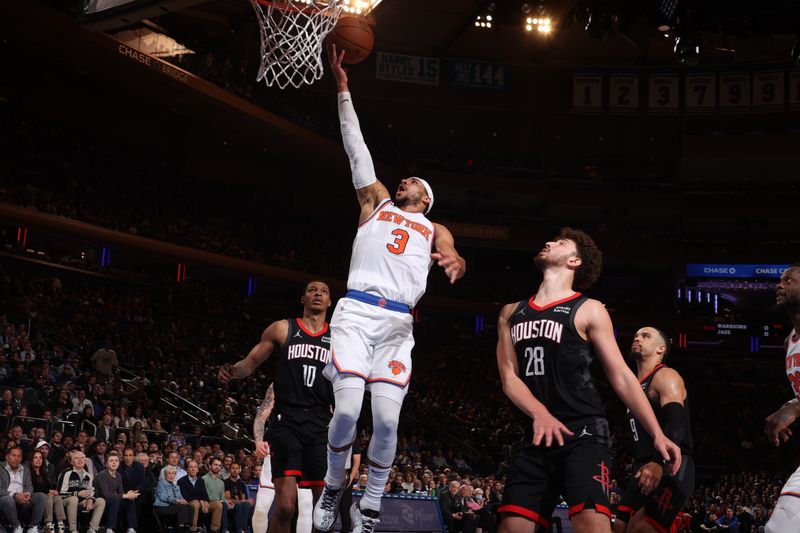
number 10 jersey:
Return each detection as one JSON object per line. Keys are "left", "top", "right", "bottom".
{"left": 509, "top": 293, "right": 607, "bottom": 438}
{"left": 272, "top": 318, "right": 334, "bottom": 414}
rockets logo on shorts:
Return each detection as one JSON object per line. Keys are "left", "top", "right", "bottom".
{"left": 388, "top": 360, "right": 407, "bottom": 375}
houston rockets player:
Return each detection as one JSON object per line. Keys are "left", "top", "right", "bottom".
{"left": 496, "top": 230, "right": 681, "bottom": 533}
{"left": 614, "top": 327, "right": 694, "bottom": 533}
{"left": 313, "top": 44, "right": 466, "bottom": 533}
{"left": 219, "top": 281, "right": 333, "bottom": 533}
{"left": 764, "top": 263, "right": 800, "bottom": 532}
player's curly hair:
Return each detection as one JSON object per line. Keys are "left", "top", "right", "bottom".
{"left": 557, "top": 227, "right": 603, "bottom": 290}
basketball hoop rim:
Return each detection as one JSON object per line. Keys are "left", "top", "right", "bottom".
{"left": 253, "top": 0, "right": 341, "bottom": 15}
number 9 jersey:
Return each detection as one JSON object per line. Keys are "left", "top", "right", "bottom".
{"left": 347, "top": 199, "right": 435, "bottom": 308}
{"left": 509, "top": 293, "right": 607, "bottom": 440}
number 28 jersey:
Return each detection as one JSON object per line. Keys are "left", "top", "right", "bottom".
{"left": 347, "top": 199, "right": 435, "bottom": 308}
{"left": 272, "top": 318, "right": 334, "bottom": 412}
{"left": 509, "top": 293, "right": 606, "bottom": 432}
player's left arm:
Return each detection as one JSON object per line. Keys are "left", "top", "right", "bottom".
{"left": 581, "top": 300, "right": 682, "bottom": 474}
{"left": 636, "top": 369, "right": 688, "bottom": 493}
{"left": 252, "top": 383, "right": 275, "bottom": 459}
{"left": 432, "top": 223, "right": 466, "bottom": 284}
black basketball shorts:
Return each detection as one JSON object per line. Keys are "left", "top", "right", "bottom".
{"left": 266, "top": 407, "right": 330, "bottom": 486}
{"left": 499, "top": 437, "right": 614, "bottom": 529}
{"left": 615, "top": 455, "right": 695, "bottom": 533}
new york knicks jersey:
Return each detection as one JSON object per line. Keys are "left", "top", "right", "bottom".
{"left": 509, "top": 293, "right": 606, "bottom": 438}
{"left": 786, "top": 329, "right": 800, "bottom": 399}
{"left": 272, "top": 318, "right": 333, "bottom": 412}
{"left": 347, "top": 199, "right": 435, "bottom": 307}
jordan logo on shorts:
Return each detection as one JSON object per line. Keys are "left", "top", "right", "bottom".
{"left": 578, "top": 426, "right": 592, "bottom": 438}
{"left": 652, "top": 487, "right": 674, "bottom": 515}
{"left": 592, "top": 461, "right": 611, "bottom": 499}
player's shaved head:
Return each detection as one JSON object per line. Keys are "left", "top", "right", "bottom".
{"left": 303, "top": 280, "right": 330, "bottom": 294}
{"left": 631, "top": 326, "right": 670, "bottom": 361}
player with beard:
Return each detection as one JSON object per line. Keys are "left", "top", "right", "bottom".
{"left": 219, "top": 281, "right": 333, "bottom": 533}
{"left": 313, "top": 44, "right": 466, "bottom": 533}
{"left": 614, "top": 327, "right": 694, "bottom": 533}
{"left": 764, "top": 263, "right": 800, "bottom": 532}
{"left": 496, "top": 228, "right": 681, "bottom": 533}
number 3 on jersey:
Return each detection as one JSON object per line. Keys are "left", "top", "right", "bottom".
{"left": 386, "top": 229, "right": 409, "bottom": 255}
{"left": 524, "top": 346, "right": 545, "bottom": 376}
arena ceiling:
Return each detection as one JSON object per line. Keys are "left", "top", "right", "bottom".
{"left": 95, "top": 0, "right": 800, "bottom": 68}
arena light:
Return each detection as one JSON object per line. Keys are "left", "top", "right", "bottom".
{"left": 341, "top": 0, "right": 382, "bottom": 15}
{"left": 474, "top": 1, "right": 495, "bottom": 30}
{"left": 524, "top": 14, "right": 551, "bottom": 34}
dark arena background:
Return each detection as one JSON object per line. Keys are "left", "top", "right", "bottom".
{"left": 1, "top": 1, "right": 800, "bottom": 532}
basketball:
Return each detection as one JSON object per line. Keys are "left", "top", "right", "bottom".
{"left": 326, "top": 16, "right": 374, "bottom": 64}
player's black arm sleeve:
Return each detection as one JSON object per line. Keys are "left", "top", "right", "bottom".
{"left": 650, "top": 402, "right": 688, "bottom": 463}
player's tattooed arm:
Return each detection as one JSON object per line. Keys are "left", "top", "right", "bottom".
{"left": 253, "top": 383, "right": 274, "bottom": 458}
{"left": 253, "top": 384, "right": 275, "bottom": 445}
{"left": 218, "top": 320, "right": 288, "bottom": 383}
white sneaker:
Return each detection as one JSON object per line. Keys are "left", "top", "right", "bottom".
{"left": 351, "top": 501, "right": 381, "bottom": 533}
{"left": 127, "top": 529, "right": 137, "bottom": 533}
{"left": 26, "top": 527, "right": 39, "bottom": 533}
{"left": 312, "top": 483, "right": 346, "bottom": 531}
{"left": 12, "top": 526, "right": 23, "bottom": 533}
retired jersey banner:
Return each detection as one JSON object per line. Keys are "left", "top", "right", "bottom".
{"left": 719, "top": 72, "right": 751, "bottom": 113}
{"left": 753, "top": 70, "right": 785, "bottom": 112}
{"left": 648, "top": 74, "right": 679, "bottom": 114}
{"left": 684, "top": 73, "right": 716, "bottom": 114}
{"left": 572, "top": 73, "right": 603, "bottom": 114}
{"left": 608, "top": 74, "right": 639, "bottom": 114}
{"left": 448, "top": 60, "right": 509, "bottom": 90}
{"left": 375, "top": 52, "right": 439, "bottom": 86}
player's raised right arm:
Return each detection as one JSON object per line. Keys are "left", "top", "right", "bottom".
{"left": 218, "top": 320, "right": 288, "bottom": 383}
{"left": 327, "top": 44, "right": 390, "bottom": 219}
{"left": 496, "top": 304, "right": 573, "bottom": 447}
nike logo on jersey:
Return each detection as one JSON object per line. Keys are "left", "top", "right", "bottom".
{"left": 579, "top": 426, "right": 593, "bottom": 438}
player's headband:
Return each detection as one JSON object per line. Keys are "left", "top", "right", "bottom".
{"left": 412, "top": 177, "right": 434, "bottom": 214}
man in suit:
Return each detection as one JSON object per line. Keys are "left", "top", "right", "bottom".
{"left": 438, "top": 480, "right": 466, "bottom": 533}
{"left": 0, "top": 446, "right": 47, "bottom": 533}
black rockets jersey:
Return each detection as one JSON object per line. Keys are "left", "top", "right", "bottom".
{"left": 509, "top": 293, "right": 606, "bottom": 435}
{"left": 272, "top": 318, "right": 334, "bottom": 412}
{"left": 628, "top": 364, "right": 694, "bottom": 464}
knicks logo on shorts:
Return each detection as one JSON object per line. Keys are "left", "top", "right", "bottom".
{"left": 388, "top": 360, "right": 407, "bottom": 375}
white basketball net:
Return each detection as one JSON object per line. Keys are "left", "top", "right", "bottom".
{"left": 250, "top": 0, "right": 343, "bottom": 89}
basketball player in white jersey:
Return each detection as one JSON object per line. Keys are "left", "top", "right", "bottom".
{"left": 764, "top": 263, "right": 800, "bottom": 532}
{"left": 313, "top": 44, "right": 466, "bottom": 533}
{"left": 251, "top": 383, "right": 314, "bottom": 533}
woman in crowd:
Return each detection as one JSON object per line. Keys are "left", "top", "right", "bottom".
{"left": 154, "top": 465, "right": 193, "bottom": 531}
{"left": 29, "top": 449, "right": 67, "bottom": 533}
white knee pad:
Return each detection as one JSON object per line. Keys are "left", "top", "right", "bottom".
{"left": 252, "top": 486, "right": 274, "bottom": 533}
{"left": 328, "top": 380, "right": 365, "bottom": 448}
{"left": 367, "top": 393, "right": 403, "bottom": 467}
{"left": 296, "top": 487, "right": 314, "bottom": 533}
